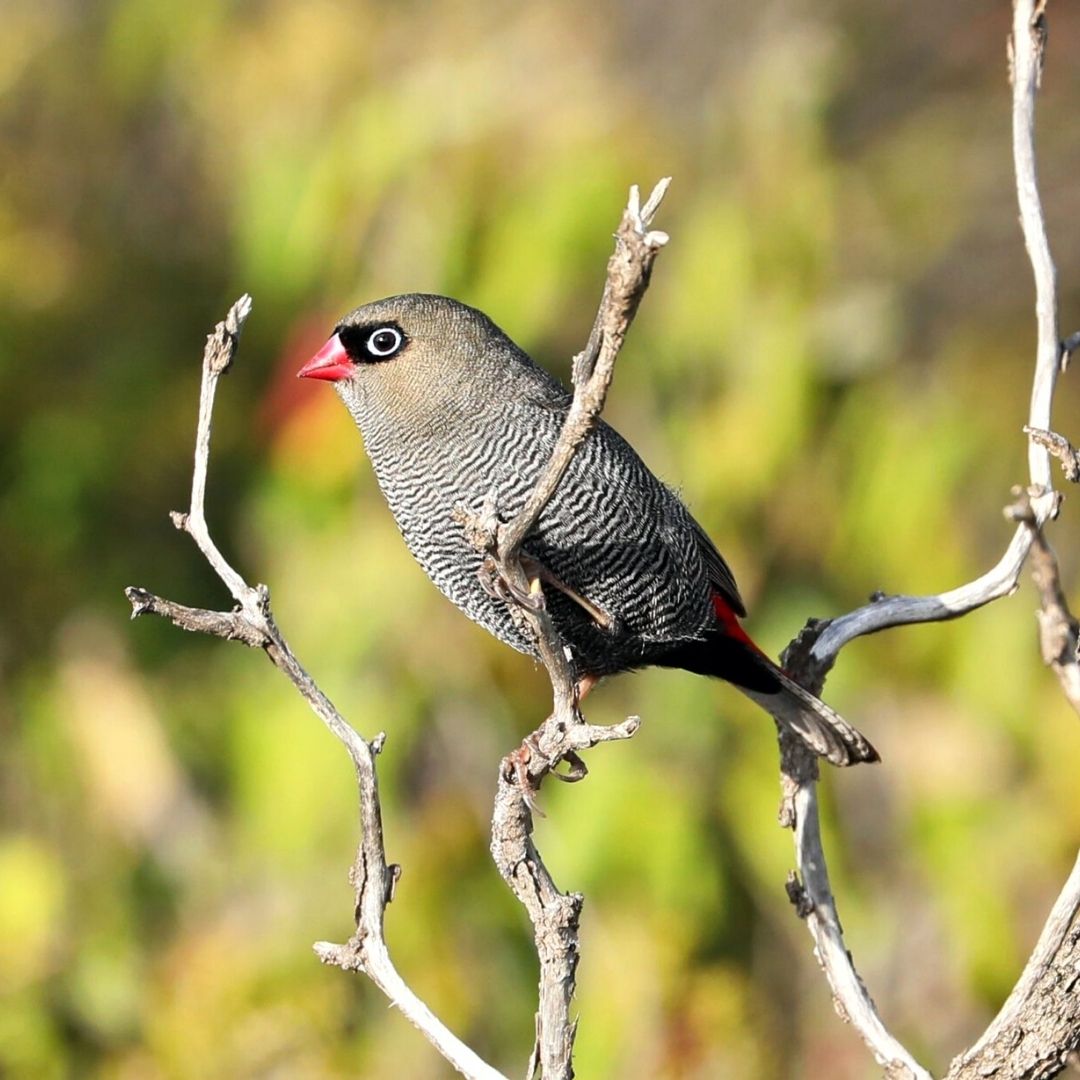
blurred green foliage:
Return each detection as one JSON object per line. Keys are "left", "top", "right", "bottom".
{"left": 2, "top": 1, "right": 1080, "bottom": 1077}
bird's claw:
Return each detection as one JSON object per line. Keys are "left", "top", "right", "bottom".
{"left": 552, "top": 750, "right": 588, "bottom": 783}
{"left": 503, "top": 741, "right": 545, "bottom": 816}
{"left": 501, "top": 738, "right": 589, "bottom": 815}
{"left": 477, "top": 559, "right": 545, "bottom": 612}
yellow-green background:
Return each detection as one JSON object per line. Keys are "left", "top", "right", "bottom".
{"left": 3, "top": 2, "right": 1080, "bottom": 1077}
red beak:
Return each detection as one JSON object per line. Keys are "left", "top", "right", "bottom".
{"left": 297, "top": 334, "right": 353, "bottom": 382}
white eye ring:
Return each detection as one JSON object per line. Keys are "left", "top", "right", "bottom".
{"left": 367, "top": 327, "right": 403, "bottom": 358}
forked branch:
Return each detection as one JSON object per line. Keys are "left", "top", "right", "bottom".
{"left": 126, "top": 299, "right": 506, "bottom": 1080}
{"left": 778, "top": 3, "right": 1080, "bottom": 1078}
{"left": 470, "top": 180, "right": 670, "bottom": 1080}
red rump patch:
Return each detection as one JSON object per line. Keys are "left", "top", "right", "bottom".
{"left": 710, "top": 593, "right": 768, "bottom": 658}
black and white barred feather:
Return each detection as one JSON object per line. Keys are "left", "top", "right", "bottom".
{"left": 325, "top": 294, "right": 877, "bottom": 766}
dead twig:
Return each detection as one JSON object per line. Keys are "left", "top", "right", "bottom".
{"left": 779, "top": 635, "right": 933, "bottom": 1080}
{"left": 776, "top": 4, "right": 1079, "bottom": 1078}
{"left": 1025, "top": 425, "right": 1080, "bottom": 483}
{"left": 467, "top": 179, "right": 669, "bottom": 1080}
{"left": 127, "top": 298, "right": 507, "bottom": 1080}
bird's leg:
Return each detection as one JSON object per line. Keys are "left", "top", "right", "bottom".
{"left": 484, "top": 563, "right": 606, "bottom": 795}
{"left": 479, "top": 552, "right": 615, "bottom": 632}
{"left": 539, "top": 676, "right": 598, "bottom": 785}
{"left": 504, "top": 681, "right": 593, "bottom": 804}
{"left": 502, "top": 736, "right": 547, "bottom": 815}
{"left": 520, "top": 556, "right": 616, "bottom": 630}
{"left": 575, "top": 672, "right": 599, "bottom": 704}
{"left": 477, "top": 556, "right": 544, "bottom": 611}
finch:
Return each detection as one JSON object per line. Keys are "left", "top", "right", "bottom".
{"left": 299, "top": 294, "right": 877, "bottom": 766}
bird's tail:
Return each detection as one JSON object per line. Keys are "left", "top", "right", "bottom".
{"left": 738, "top": 660, "right": 879, "bottom": 767}
{"left": 653, "top": 619, "right": 879, "bottom": 766}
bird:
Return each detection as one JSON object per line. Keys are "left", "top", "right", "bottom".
{"left": 297, "top": 293, "right": 878, "bottom": 766}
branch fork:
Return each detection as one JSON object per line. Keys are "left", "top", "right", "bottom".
{"left": 468, "top": 178, "right": 670, "bottom": 1080}
{"left": 771, "top": 5, "right": 1080, "bottom": 1077}
{"left": 127, "top": 297, "right": 508, "bottom": 1080}
{"left": 126, "top": 179, "right": 671, "bottom": 1080}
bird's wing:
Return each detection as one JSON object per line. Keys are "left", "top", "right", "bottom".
{"left": 688, "top": 516, "right": 747, "bottom": 617}
{"left": 498, "top": 374, "right": 741, "bottom": 646}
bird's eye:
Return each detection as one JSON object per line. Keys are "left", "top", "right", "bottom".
{"left": 366, "top": 327, "right": 404, "bottom": 358}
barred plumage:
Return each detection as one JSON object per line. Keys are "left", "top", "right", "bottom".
{"left": 300, "top": 294, "right": 878, "bottom": 766}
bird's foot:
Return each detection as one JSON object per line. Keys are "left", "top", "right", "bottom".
{"left": 502, "top": 736, "right": 590, "bottom": 815}
{"left": 478, "top": 558, "right": 545, "bottom": 612}
{"left": 552, "top": 749, "right": 588, "bottom": 783}
{"left": 503, "top": 739, "right": 545, "bottom": 816}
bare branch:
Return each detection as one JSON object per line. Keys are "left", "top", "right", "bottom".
{"left": 779, "top": 639, "right": 933, "bottom": 1080}
{"left": 127, "top": 301, "right": 507, "bottom": 1080}
{"left": 475, "top": 179, "right": 669, "bottom": 1080}
{"left": 1012, "top": 0, "right": 1058, "bottom": 501}
{"left": 176, "top": 295, "right": 255, "bottom": 607}
{"left": 808, "top": 505, "right": 1057, "bottom": 663}
{"left": 125, "top": 586, "right": 269, "bottom": 647}
{"left": 774, "top": 4, "right": 1079, "bottom": 1077}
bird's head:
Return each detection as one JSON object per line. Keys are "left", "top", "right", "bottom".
{"left": 298, "top": 294, "right": 520, "bottom": 433}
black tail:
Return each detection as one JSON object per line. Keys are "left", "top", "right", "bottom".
{"left": 738, "top": 663, "right": 879, "bottom": 766}
{"left": 658, "top": 636, "right": 879, "bottom": 767}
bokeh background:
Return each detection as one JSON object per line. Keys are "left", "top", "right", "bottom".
{"left": 3, "top": 1, "right": 1080, "bottom": 1077}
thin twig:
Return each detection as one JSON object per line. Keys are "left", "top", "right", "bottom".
{"left": 1025, "top": 425, "right": 1080, "bottom": 483}
{"left": 495, "top": 178, "right": 671, "bottom": 566}
{"left": 805, "top": 0, "right": 1060, "bottom": 667}
{"left": 779, "top": 636, "right": 933, "bottom": 1080}
{"left": 125, "top": 587, "right": 268, "bottom": 647}
{"left": 473, "top": 179, "right": 669, "bottom": 1080}
{"left": 174, "top": 295, "right": 254, "bottom": 608}
{"left": 807, "top": 506, "right": 1056, "bottom": 664}
{"left": 127, "top": 298, "right": 507, "bottom": 1080}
